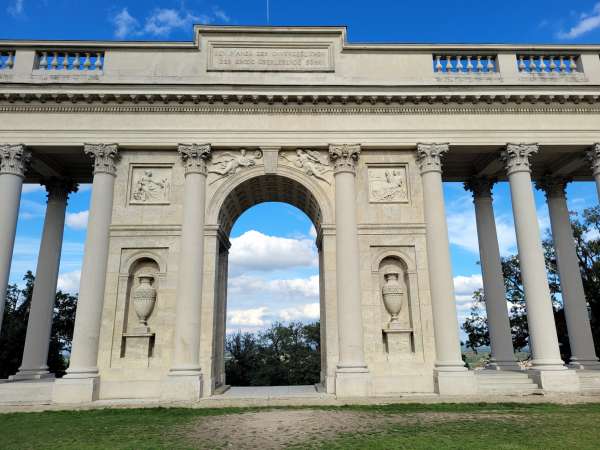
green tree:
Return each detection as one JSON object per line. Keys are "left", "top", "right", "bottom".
{"left": 0, "top": 271, "right": 77, "bottom": 379}
{"left": 225, "top": 321, "right": 320, "bottom": 386}
{"left": 462, "top": 206, "right": 600, "bottom": 360}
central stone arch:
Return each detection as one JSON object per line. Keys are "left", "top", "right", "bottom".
{"left": 201, "top": 165, "right": 338, "bottom": 395}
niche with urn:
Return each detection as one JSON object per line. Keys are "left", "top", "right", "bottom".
{"left": 377, "top": 255, "right": 414, "bottom": 356}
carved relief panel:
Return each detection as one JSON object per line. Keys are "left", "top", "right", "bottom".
{"left": 128, "top": 164, "right": 172, "bottom": 204}
{"left": 368, "top": 165, "right": 409, "bottom": 203}
{"left": 279, "top": 149, "right": 332, "bottom": 184}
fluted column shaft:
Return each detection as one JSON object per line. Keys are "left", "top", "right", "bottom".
{"left": 0, "top": 144, "right": 30, "bottom": 333}
{"left": 13, "top": 179, "right": 77, "bottom": 380}
{"left": 502, "top": 144, "right": 565, "bottom": 370}
{"left": 537, "top": 177, "right": 600, "bottom": 369}
{"left": 169, "top": 144, "right": 211, "bottom": 375}
{"left": 329, "top": 144, "right": 368, "bottom": 371}
{"left": 65, "top": 144, "right": 118, "bottom": 378}
{"left": 417, "top": 143, "right": 466, "bottom": 372}
{"left": 465, "top": 178, "right": 518, "bottom": 370}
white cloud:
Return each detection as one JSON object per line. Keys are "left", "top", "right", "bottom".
{"left": 7, "top": 0, "right": 24, "bottom": 17}
{"left": 143, "top": 8, "right": 203, "bottom": 36}
{"left": 309, "top": 225, "right": 317, "bottom": 239}
{"left": 212, "top": 7, "right": 230, "bottom": 23}
{"left": 278, "top": 303, "right": 320, "bottom": 321}
{"left": 57, "top": 270, "right": 80, "bottom": 294}
{"left": 453, "top": 274, "right": 483, "bottom": 304}
{"left": 229, "top": 230, "right": 317, "bottom": 272}
{"left": 66, "top": 211, "right": 88, "bottom": 230}
{"left": 112, "top": 8, "right": 139, "bottom": 39}
{"left": 557, "top": 3, "right": 600, "bottom": 39}
{"left": 228, "top": 274, "right": 319, "bottom": 300}
{"left": 228, "top": 306, "right": 268, "bottom": 327}
{"left": 19, "top": 199, "right": 46, "bottom": 220}
{"left": 22, "top": 184, "right": 43, "bottom": 194}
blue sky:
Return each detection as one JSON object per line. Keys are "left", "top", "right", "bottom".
{"left": 4, "top": 0, "right": 600, "bottom": 334}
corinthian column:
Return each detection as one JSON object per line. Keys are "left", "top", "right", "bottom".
{"left": 12, "top": 178, "right": 78, "bottom": 380}
{"left": 587, "top": 144, "right": 600, "bottom": 201}
{"left": 536, "top": 176, "right": 600, "bottom": 369}
{"left": 417, "top": 144, "right": 469, "bottom": 377}
{"left": 54, "top": 144, "right": 118, "bottom": 403}
{"left": 464, "top": 177, "right": 518, "bottom": 370}
{"left": 162, "top": 143, "right": 211, "bottom": 401}
{"left": 0, "top": 144, "right": 30, "bottom": 333}
{"left": 329, "top": 144, "right": 370, "bottom": 397}
{"left": 501, "top": 144, "right": 568, "bottom": 374}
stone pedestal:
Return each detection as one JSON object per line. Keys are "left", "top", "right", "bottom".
{"left": 335, "top": 368, "right": 372, "bottom": 398}
{"left": 383, "top": 327, "right": 413, "bottom": 355}
{"left": 122, "top": 333, "right": 155, "bottom": 368}
{"left": 529, "top": 369, "right": 580, "bottom": 392}
{"left": 53, "top": 377, "right": 99, "bottom": 404}
{"left": 435, "top": 370, "right": 477, "bottom": 395}
{"left": 160, "top": 374, "right": 203, "bottom": 402}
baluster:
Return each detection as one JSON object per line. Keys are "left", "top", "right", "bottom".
{"left": 7, "top": 51, "right": 14, "bottom": 69}
{"left": 559, "top": 56, "right": 566, "bottom": 72}
{"left": 476, "top": 55, "right": 483, "bottom": 72}
{"left": 444, "top": 55, "right": 451, "bottom": 72}
{"left": 95, "top": 52, "right": 103, "bottom": 70}
{"left": 466, "top": 55, "right": 473, "bottom": 72}
{"left": 539, "top": 55, "right": 547, "bottom": 72}
{"left": 518, "top": 55, "right": 526, "bottom": 72}
{"left": 39, "top": 51, "right": 48, "bottom": 69}
{"left": 529, "top": 55, "right": 537, "bottom": 72}
{"left": 487, "top": 56, "right": 494, "bottom": 72}
{"left": 62, "top": 52, "right": 69, "bottom": 70}
{"left": 435, "top": 55, "right": 442, "bottom": 73}
{"left": 83, "top": 52, "right": 91, "bottom": 69}
{"left": 51, "top": 51, "right": 59, "bottom": 69}
{"left": 455, "top": 55, "right": 462, "bottom": 72}
{"left": 549, "top": 55, "right": 556, "bottom": 72}
{"left": 73, "top": 52, "right": 81, "bottom": 70}
{"left": 569, "top": 55, "right": 577, "bottom": 72}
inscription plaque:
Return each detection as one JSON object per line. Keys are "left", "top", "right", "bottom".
{"left": 208, "top": 43, "right": 334, "bottom": 72}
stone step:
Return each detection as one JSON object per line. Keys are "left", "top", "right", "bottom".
{"left": 475, "top": 371, "right": 540, "bottom": 395}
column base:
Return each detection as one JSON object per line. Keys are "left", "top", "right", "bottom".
{"left": 485, "top": 359, "right": 522, "bottom": 371}
{"left": 568, "top": 358, "right": 600, "bottom": 370}
{"left": 9, "top": 369, "right": 55, "bottom": 381}
{"left": 160, "top": 373, "right": 203, "bottom": 402}
{"left": 335, "top": 366, "right": 371, "bottom": 398}
{"left": 53, "top": 377, "right": 99, "bottom": 404}
{"left": 528, "top": 368, "right": 580, "bottom": 392}
{"left": 434, "top": 369, "right": 477, "bottom": 395}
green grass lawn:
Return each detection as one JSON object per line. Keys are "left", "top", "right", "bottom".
{"left": 1, "top": 402, "right": 599, "bottom": 449}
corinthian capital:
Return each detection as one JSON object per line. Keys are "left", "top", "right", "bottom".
{"left": 328, "top": 144, "right": 360, "bottom": 174}
{"left": 535, "top": 175, "right": 570, "bottom": 199}
{"left": 42, "top": 177, "right": 79, "bottom": 203}
{"left": 178, "top": 143, "right": 211, "bottom": 175}
{"left": 586, "top": 144, "right": 600, "bottom": 177}
{"left": 84, "top": 143, "right": 119, "bottom": 176}
{"left": 501, "top": 143, "right": 539, "bottom": 176}
{"left": 0, "top": 144, "right": 31, "bottom": 177}
{"left": 416, "top": 143, "right": 449, "bottom": 174}
{"left": 464, "top": 177, "right": 496, "bottom": 199}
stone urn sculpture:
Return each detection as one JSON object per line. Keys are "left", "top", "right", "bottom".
{"left": 382, "top": 272, "right": 404, "bottom": 325}
{"left": 132, "top": 274, "right": 157, "bottom": 331}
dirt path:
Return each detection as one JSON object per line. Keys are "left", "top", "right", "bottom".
{"left": 179, "top": 409, "right": 518, "bottom": 449}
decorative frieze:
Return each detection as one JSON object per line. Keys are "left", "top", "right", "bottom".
{"left": 535, "top": 176, "right": 570, "bottom": 199}
{"left": 130, "top": 166, "right": 172, "bottom": 204}
{"left": 368, "top": 166, "right": 409, "bottom": 203}
{"left": 178, "top": 143, "right": 211, "bottom": 176}
{"left": 586, "top": 144, "right": 600, "bottom": 177}
{"left": 501, "top": 143, "right": 539, "bottom": 175}
{"left": 0, "top": 144, "right": 30, "bottom": 177}
{"left": 464, "top": 177, "right": 496, "bottom": 199}
{"left": 42, "top": 177, "right": 79, "bottom": 202}
{"left": 416, "top": 143, "right": 449, "bottom": 174}
{"left": 280, "top": 149, "right": 332, "bottom": 184}
{"left": 328, "top": 144, "right": 360, "bottom": 174}
{"left": 208, "top": 149, "right": 262, "bottom": 183}
{"left": 84, "top": 143, "right": 119, "bottom": 176}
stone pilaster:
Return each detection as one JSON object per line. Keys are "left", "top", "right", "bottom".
{"left": 417, "top": 143, "right": 474, "bottom": 394}
{"left": 54, "top": 144, "right": 120, "bottom": 403}
{"left": 328, "top": 143, "right": 371, "bottom": 397}
{"left": 162, "top": 143, "right": 212, "bottom": 401}
{"left": 536, "top": 175, "right": 600, "bottom": 369}
{"left": 0, "top": 144, "right": 30, "bottom": 332}
{"left": 12, "top": 178, "right": 78, "bottom": 380}
{"left": 464, "top": 177, "right": 519, "bottom": 370}
{"left": 501, "top": 144, "right": 578, "bottom": 391}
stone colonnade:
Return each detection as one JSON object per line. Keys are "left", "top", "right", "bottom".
{"left": 1, "top": 142, "right": 599, "bottom": 400}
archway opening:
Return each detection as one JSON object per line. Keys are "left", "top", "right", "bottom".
{"left": 213, "top": 174, "right": 326, "bottom": 389}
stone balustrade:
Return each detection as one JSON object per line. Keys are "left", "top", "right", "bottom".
{"left": 0, "top": 50, "right": 15, "bottom": 70}
{"left": 433, "top": 54, "right": 497, "bottom": 74}
{"left": 517, "top": 54, "right": 580, "bottom": 74}
{"left": 35, "top": 50, "right": 104, "bottom": 71}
